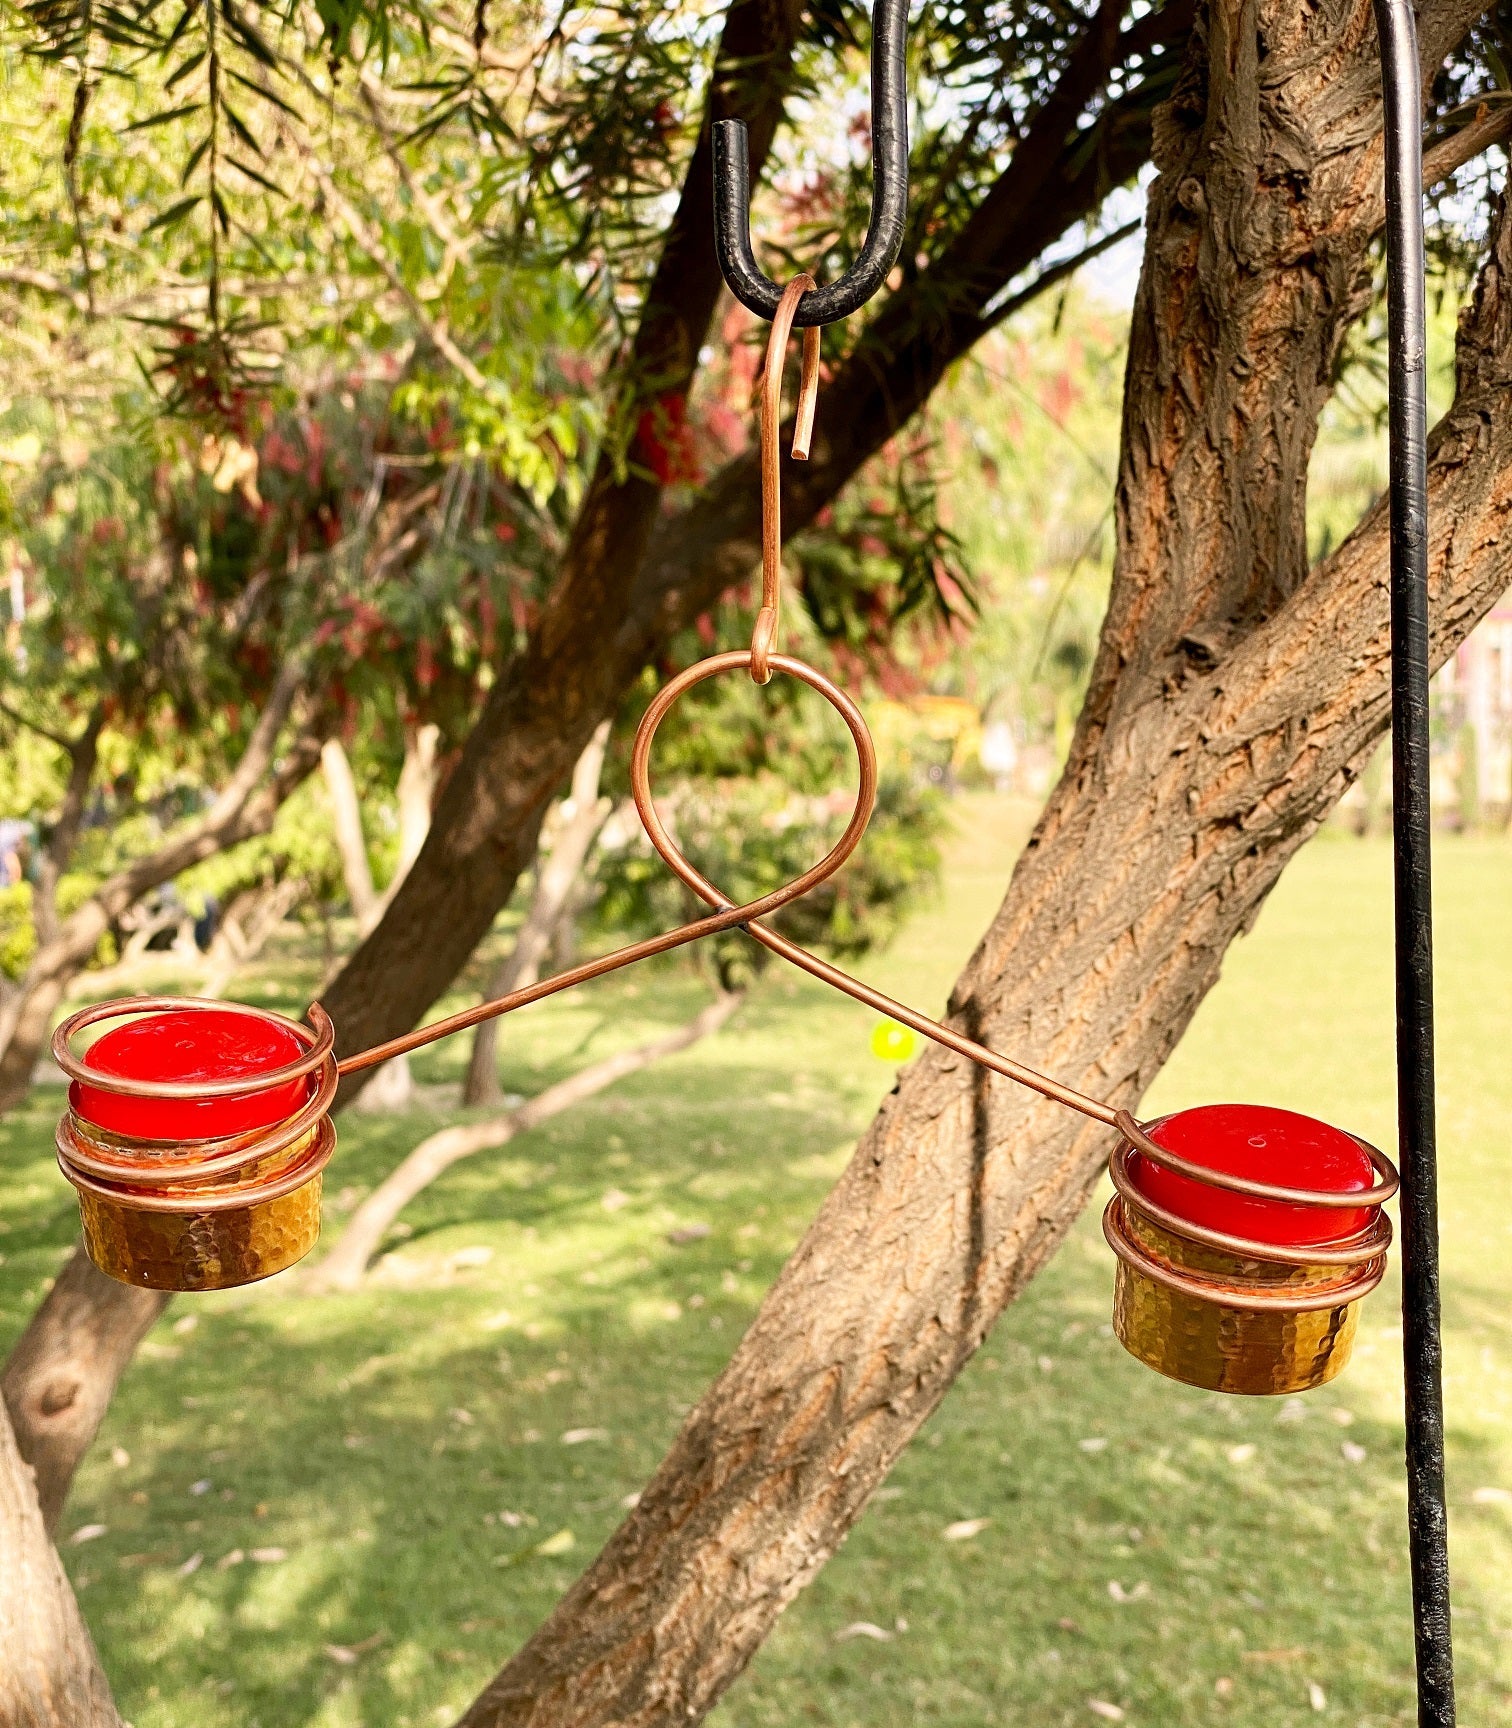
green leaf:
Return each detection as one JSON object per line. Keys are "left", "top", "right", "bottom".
{"left": 142, "top": 193, "right": 201, "bottom": 232}
{"left": 164, "top": 46, "right": 207, "bottom": 89}
{"left": 227, "top": 66, "right": 298, "bottom": 119}
{"left": 124, "top": 99, "right": 203, "bottom": 130}
{"left": 220, "top": 1, "right": 280, "bottom": 69}
{"left": 181, "top": 132, "right": 211, "bottom": 184}
{"left": 226, "top": 153, "right": 285, "bottom": 196}
{"left": 220, "top": 98, "right": 260, "bottom": 155}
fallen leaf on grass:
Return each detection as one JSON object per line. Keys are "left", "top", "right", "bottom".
{"left": 70, "top": 1524, "right": 108, "bottom": 1545}
{"left": 835, "top": 1622, "right": 894, "bottom": 1643}
{"left": 561, "top": 1427, "right": 607, "bottom": 1446}
{"left": 601, "top": 1189, "right": 631, "bottom": 1212}
{"left": 1107, "top": 1580, "right": 1151, "bottom": 1603}
{"left": 1340, "top": 1441, "right": 1367, "bottom": 1464}
{"left": 497, "top": 1528, "right": 576, "bottom": 1566}
{"left": 216, "top": 1549, "right": 245, "bottom": 1570}
{"left": 942, "top": 1518, "right": 990, "bottom": 1542}
{"left": 1307, "top": 1681, "right": 1327, "bottom": 1711}
{"left": 324, "top": 1630, "right": 386, "bottom": 1665}
{"left": 1226, "top": 1443, "right": 1257, "bottom": 1465}
{"left": 667, "top": 1223, "right": 710, "bottom": 1245}
{"left": 110, "top": 1446, "right": 131, "bottom": 1468}
{"left": 250, "top": 1547, "right": 286, "bottom": 1563}
{"left": 177, "top": 1553, "right": 203, "bottom": 1577}
{"left": 1087, "top": 1702, "right": 1125, "bottom": 1721}
{"left": 1079, "top": 1437, "right": 1109, "bottom": 1453}
{"left": 620, "top": 1491, "right": 642, "bottom": 1510}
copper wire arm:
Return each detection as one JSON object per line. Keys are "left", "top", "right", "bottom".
{"left": 336, "top": 647, "right": 1120, "bottom": 1128}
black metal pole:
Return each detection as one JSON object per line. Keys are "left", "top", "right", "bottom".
{"left": 1373, "top": 0, "right": 1455, "bottom": 1721}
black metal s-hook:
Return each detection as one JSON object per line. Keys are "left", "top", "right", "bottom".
{"left": 713, "top": 0, "right": 910, "bottom": 326}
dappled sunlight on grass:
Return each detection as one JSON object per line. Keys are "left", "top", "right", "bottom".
{"left": 1, "top": 801, "right": 1508, "bottom": 1726}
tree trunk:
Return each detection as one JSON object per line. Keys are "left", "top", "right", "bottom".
{"left": 463, "top": 722, "right": 612, "bottom": 1107}
{"left": 392, "top": 721, "right": 440, "bottom": 890}
{"left": 321, "top": 737, "right": 380, "bottom": 933}
{"left": 324, "top": 728, "right": 444, "bottom": 1107}
{"left": 0, "top": 1395, "right": 121, "bottom": 1727}
{"left": 310, "top": 988, "right": 742, "bottom": 1293}
{"left": 1, "top": 1254, "right": 169, "bottom": 1537}
{"left": 198, "top": 875, "right": 306, "bottom": 999}
{"left": 0, "top": 664, "right": 321, "bottom": 1116}
{"left": 450, "top": 10, "right": 1511, "bottom": 1725}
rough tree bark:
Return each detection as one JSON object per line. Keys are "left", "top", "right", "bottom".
{"left": 1, "top": 1255, "right": 169, "bottom": 1538}
{"left": 3, "top": 0, "right": 1508, "bottom": 1692}
{"left": 463, "top": 722, "right": 612, "bottom": 1108}
{"left": 309, "top": 989, "right": 743, "bottom": 1292}
{"left": 446, "top": 6, "right": 1512, "bottom": 1724}
{"left": 0, "top": 1396, "right": 120, "bottom": 1726}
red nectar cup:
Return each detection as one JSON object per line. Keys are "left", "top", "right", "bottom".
{"left": 53, "top": 1000, "right": 337, "bottom": 1292}
{"left": 1102, "top": 1104, "right": 1396, "bottom": 1396}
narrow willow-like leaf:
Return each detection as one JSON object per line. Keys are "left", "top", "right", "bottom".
{"left": 226, "top": 152, "right": 285, "bottom": 196}
{"left": 220, "top": 1, "right": 280, "bottom": 69}
{"left": 143, "top": 192, "right": 202, "bottom": 231}
{"left": 220, "top": 98, "right": 260, "bottom": 154}
{"left": 124, "top": 99, "right": 203, "bottom": 130}
{"left": 164, "top": 47, "right": 207, "bottom": 88}
{"left": 227, "top": 65, "right": 299, "bottom": 119}
{"left": 181, "top": 131, "right": 211, "bottom": 182}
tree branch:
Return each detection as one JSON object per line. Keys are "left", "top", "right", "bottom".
{"left": 0, "top": 1393, "right": 120, "bottom": 1726}
{"left": 2, "top": 1252, "right": 169, "bottom": 1538}
{"left": 464, "top": 721, "right": 612, "bottom": 1107}
{"left": 308, "top": 988, "right": 744, "bottom": 1293}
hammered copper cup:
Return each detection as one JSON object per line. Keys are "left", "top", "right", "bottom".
{"left": 1102, "top": 1112, "right": 1396, "bottom": 1397}
{"left": 53, "top": 999, "right": 338, "bottom": 1292}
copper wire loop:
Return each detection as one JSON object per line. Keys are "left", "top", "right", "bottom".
{"left": 752, "top": 274, "right": 821, "bottom": 685}
{"left": 52, "top": 997, "right": 335, "bottom": 1099}
{"left": 1106, "top": 1140, "right": 1395, "bottom": 1268}
{"left": 1102, "top": 1198, "right": 1390, "bottom": 1315}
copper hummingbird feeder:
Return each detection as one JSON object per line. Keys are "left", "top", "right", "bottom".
{"left": 47, "top": 0, "right": 1454, "bottom": 1713}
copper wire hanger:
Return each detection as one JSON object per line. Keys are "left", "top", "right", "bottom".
{"left": 85, "top": 283, "right": 1369, "bottom": 1221}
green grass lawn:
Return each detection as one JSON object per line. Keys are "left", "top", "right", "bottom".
{"left": 1, "top": 799, "right": 1509, "bottom": 1728}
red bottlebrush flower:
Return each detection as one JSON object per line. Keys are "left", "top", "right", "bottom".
{"left": 635, "top": 392, "right": 700, "bottom": 486}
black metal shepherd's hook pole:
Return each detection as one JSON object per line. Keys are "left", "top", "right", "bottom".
{"left": 715, "top": 0, "right": 1451, "bottom": 1715}
{"left": 712, "top": 0, "right": 910, "bottom": 326}
{"left": 1375, "top": 0, "right": 1455, "bottom": 1720}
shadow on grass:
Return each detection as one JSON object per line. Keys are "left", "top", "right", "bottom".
{"left": 2, "top": 939, "right": 1509, "bottom": 1728}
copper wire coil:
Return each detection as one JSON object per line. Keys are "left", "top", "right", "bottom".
{"left": 62, "top": 1119, "right": 336, "bottom": 1214}
{"left": 1101, "top": 1196, "right": 1391, "bottom": 1315}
